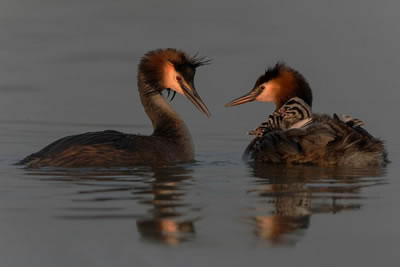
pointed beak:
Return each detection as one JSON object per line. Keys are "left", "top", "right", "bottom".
{"left": 179, "top": 81, "right": 211, "bottom": 117}
{"left": 225, "top": 89, "right": 258, "bottom": 107}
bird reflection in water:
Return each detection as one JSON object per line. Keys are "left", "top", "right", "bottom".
{"left": 134, "top": 165, "right": 198, "bottom": 245}
{"left": 247, "top": 163, "right": 387, "bottom": 246}
{"left": 25, "top": 164, "right": 199, "bottom": 246}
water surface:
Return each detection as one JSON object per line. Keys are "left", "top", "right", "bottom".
{"left": 1, "top": 1, "right": 399, "bottom": 266}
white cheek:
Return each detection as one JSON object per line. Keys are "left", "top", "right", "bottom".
{"left": 164, "top": 72, "right": 177, "bottom": 90}
{"left": 255, "top": 83, "right": 277, "bottom": 102}
{"left": 163, "top": 65, "right": 184, "bottom": 95}
{"left": 172, "top": 80, "right": 185, "bottom": 95}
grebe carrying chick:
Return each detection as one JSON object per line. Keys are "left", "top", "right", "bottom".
{"left": 19, "top": 48, "right": 210, "bottom": 168}
{"left": 226, "top": 63, "right": 388, "bottom": 167}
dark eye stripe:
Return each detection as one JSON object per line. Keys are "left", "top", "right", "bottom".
{"left": 298, "top": 102, "right": 312, "bottom": 117}
{"left": 285, "top": 99, "right": 297, "bottom": 106}
{"left": 251, "top": 97, "right": 313, "bottom": 136}
{"left": 287, "top": 106, "right": 305, "bottom": 120}
{"left": 283, "top": 98, "right": 312, "bottom": 116}
{"left": 284, "top": 99, "right": 312, "bottom": 119}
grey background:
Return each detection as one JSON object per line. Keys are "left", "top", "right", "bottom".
{"left": 0, "top": 0, "right": 399, "bottom": 266}
{"left": 1, "top": 1, "right": 399, "bottom": 141}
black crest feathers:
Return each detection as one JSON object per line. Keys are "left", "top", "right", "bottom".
{"left": 138, "top": 48, "right": 210, "bottom": 97}
{"left": 254, "top": 62, "right": 286, "bottom": 88}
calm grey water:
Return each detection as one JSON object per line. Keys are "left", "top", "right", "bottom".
{"left": 1, "top": 1, "right": 399, "bottom": 266}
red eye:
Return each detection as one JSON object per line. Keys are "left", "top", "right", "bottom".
{"left": 176, "top": 76, "right": 182, "bottom": 81}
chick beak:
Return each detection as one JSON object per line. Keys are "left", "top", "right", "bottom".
{"left": 224, "top": 89, "right": 258, "bottom": 107}
{"left": 178, "top": 80, "right": 211, "bottom": 117}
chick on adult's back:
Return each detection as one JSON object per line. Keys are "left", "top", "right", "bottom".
{"left": 19, "top": 49, "right": 211, "bottom": 168}
{"left": 225, "top": 63, "right": 388, "bottom": 167}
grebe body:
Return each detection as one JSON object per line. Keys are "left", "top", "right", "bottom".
{"left": 226, "top": 63, "right": 388, "bottom": 167}
{"left": 19, "top": 49, "right": 210, "bottom": 168}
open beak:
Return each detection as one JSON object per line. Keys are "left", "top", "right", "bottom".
{"left": 178, "top": 81, "right": 211, "bottom": 117}
{"left": 224, "top": 89, "right": 258, "bottom": 107}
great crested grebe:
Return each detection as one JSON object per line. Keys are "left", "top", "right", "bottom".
{"left": 247, "top": 97, "right": 361, "bottom": 136}
{"left": 19, "top": 48, "right": 210, "bottom": 168}
{"left": 225, "top": 63, "right": 388, "bottom": 167}
{"left": 248, "top": 97, "right": 313, "bottom": 136}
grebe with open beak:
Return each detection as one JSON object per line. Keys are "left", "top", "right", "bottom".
{"left": 19, "top": 48, "right": 210, "bottom": 168}
{"left": 226, "top": 63, "right": 388, "bottom": 167}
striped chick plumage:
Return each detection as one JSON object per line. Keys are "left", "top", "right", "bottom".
{"left": 226, "top": 63, "right": 388, "bottom": 167}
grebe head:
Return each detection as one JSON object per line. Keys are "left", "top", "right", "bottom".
{"left": 139, "top": 48, "right": 211, "bottom": 117}
{"left": 225, "top": 63, "right": 312, "bottom": 110}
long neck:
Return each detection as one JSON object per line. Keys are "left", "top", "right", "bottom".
{"left": 137, "top": 73, "right": 193, "bottom": 146}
